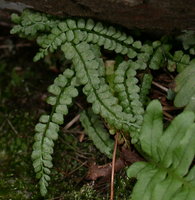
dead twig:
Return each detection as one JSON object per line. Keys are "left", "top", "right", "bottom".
{"left": 152, "top": 81, "right": 169, "bottom": 92}
{"left": 6, "top": 118, "right": 18, "bottom": 134}
{"left": 68, "top": 161, "right": 88, "bottom": 176}
{"left": 163, "top": 111, "right": 173, "bottom": 120}
{"left": 64, "top": 114, "right": 80, "bottom": 130}
{"left": 110, "top": 131, "right": 119, "bottom": 200}
{"left": 163, "top": 106, "right": 181, "bottom": 111}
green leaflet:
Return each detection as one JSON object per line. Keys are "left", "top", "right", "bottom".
{"left": 31, "top": 68, "right": 79, "bottom": 196}
{"left": 127, "top": 100, "right": 195, "bottom": 200}
{"left": 80, "top": 109, "right": 114, "bottom": 158}
{"left": 174, "top": 63, "right": 195, "bottom": 111}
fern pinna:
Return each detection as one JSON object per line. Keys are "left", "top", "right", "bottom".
{"left": 11, "top": 9, "right": 195, "bottom": 198}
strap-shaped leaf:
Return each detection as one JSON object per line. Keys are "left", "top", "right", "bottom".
{"left": 127, "top": 100, "right": 195, "bottom": 200}
{"left": 80, "top": 109, "right": 114, "bottom": 158}
{"left": 139, "top": 100, "right": 163, "bottom": 161}
{"left": 174, "top": 63, "right": 195, "bottom": 111}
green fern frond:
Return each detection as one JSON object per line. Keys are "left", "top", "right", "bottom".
{"left": 10, "top": 9, "right": 153, "bottom": 62}
{"left": 114, "top": 61, "right": 144, "bottom": 126}
{"left": 127, "top": 100, "right": 195, "bottom": 200}
{"left": 13, "top": 9, "right": 195, "bottom": 74}
{"left": 80, "top": 109, "right": 114, "bottom": 158}
{"left": 31, "top": 68, "right": 79, "bottom": 196}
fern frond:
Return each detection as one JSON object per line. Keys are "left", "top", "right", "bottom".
{"left": 11, "top": 9, "right": 156, "bottom": 62}
{"left": 140, "top": 73, "right": 153, "bottom": 106}
{"left": 114, "top": 61, "right": 144, "bottom": 126}
{"left": 31, "top": 68, "right": 79, "bottom": 196}
{"left": 127, "top": 100, "right": 195, "bottom": 200}
{"left": 80, "top": 109, "right": 114, "bottom": 158}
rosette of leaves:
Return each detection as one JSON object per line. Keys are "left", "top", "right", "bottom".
{"left": 127, "top": 100, "right": 195, "bottom": 200}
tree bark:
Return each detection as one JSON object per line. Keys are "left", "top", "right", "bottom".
{"left": 1, "top": 0, "right": 195, "bottom": 34}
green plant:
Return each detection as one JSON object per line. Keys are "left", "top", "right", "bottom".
{"left": 127, "top": 100, "right": 195, "bottom": 200}
{"left": 10, "top": 9, "right": 195, "bottom": 198}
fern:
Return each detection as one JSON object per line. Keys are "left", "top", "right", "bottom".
{"left": 10, "top": 9, "right": 195, "bottom": 198}
{"left": 31, "top": 68, "right": 79, "bottom": 196}
{"left": 80, "top": 109, "right": 114, "bottom": 158}
{"left": 127, "top": 100, "right": 195, "bottom": 200}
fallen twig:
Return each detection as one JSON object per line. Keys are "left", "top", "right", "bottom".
{"left": 110, "top": 131, "right": 119, "bottom": 200}
{"left": 64, "top": 114, "right": 80, "bottom": 130}
{"left": 152, "top": 81, "right": 168, "bottom": 92}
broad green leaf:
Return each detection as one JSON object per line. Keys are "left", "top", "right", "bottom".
{"left": 139, "top": 100, "right": 163, "bottom": 161}
{"left": 174, "top": 64, "right": 195, "bottom": 110}
{"left": 127, "top": 100, "right": 195, "bottom": 200}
